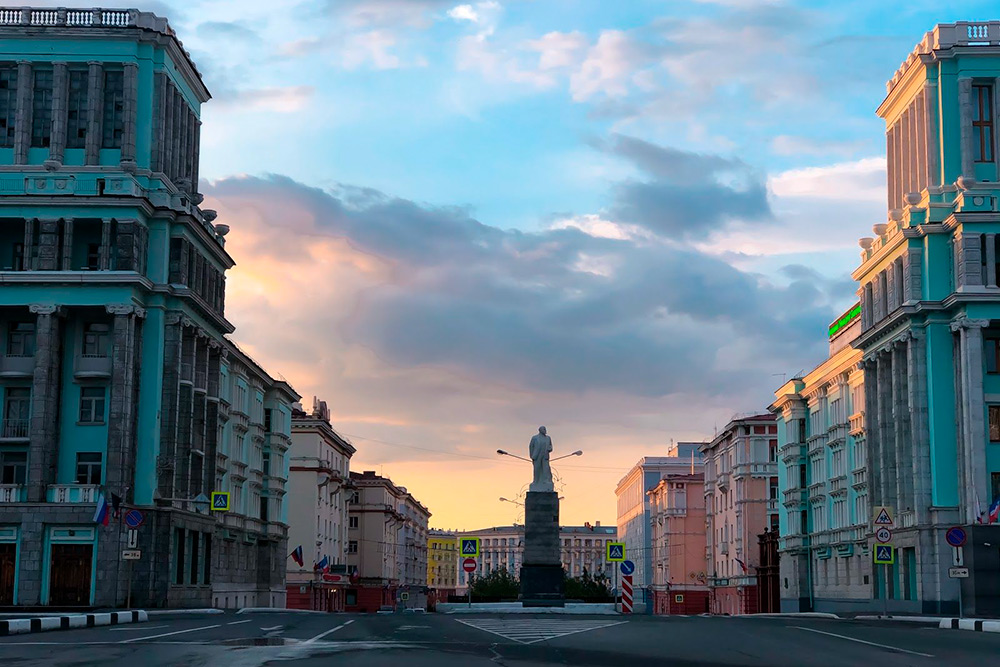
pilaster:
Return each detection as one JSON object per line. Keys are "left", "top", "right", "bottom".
{"left": 44, "top": 62, "right": 68, "bottom": 170}
{"left": 951, "top": 317, "right": 991, "bottom": 522}
{"left": 905, "top": 329, "right": 932, "bottom": 523}
{"left": 84, "top": 62, "right": 102, "bottom": 165}
{"left": 120, "top": 62, "right": 137, "bottom": 172}
{"left": 988, "top": 234, "right": 998, "bottom": 288}
{"left": 60, "top": 217, "right": 73, "bottom": 270}
{"left": 26, "top": 304, "right": 64, "bottom": 502}
{"left": 104, "top": 304, "right": 145, "bottom": 500}
{"left": 99, "top": 218, "right": 111, "bottom": 270}
{"left": 13, "top": 61, "right": 31, "bottom": 165}
{"left": 959, "top": 78, "right": 974, "bottom": 180}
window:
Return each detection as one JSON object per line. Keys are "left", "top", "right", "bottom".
{"left": 973, "top": 84, "right": 995, "bottom": 163}
{"left": 7, "top": 322, "right": 35, "bottom": 356}
{"left": 203, "top": 533, "right": 212, "bottom": 585}
{"left": 101, "top": 70, "right": 124, "bottom": 148}
{"left": 348, "top": 541, "right": 358, "bottom": 554}
{"left": 82, "top": 322, "right": 110, "bottom": 357}
{"left": 769, "top": 439, "right": 778, "bottom": 462}
{"left": 75, "top": 452, "right": 102, "bottom": 485}
{"left": 350, "top": 492, "right": 360, "bottom": 504}
{"left": 990, "top": 406, "right": 1000, "bottom": 443}
{"left": 189, "top": 531, "right": 199, "bottom": 585}
{"left": 10, "top": 242, "right": 23, "bottom": 271}
{"left": 3, "top": 387, "right": 30, "bottom": 437}
{"left": 349, "top": 516, "right": 359, "bottom": 529}
{"left": 259, "top": 496, "right": 269, "bottom": 522}
{"left": 66, "top": 69, "right": 89, "bottom": 148}
{"left": 799, "top": 463, "right": 807, "bottom": 488}
{"left": 0, "top": 66, "right": 15, "bottom": 148}
{"left": 0, "top": 450, "right": 26, "bottom": 484}
{"left": 79, "top": 386, "right": 106, "bottom": 424}
{"left": 264, "top": 409, "right": 272, "bottom": 433}
{"left": 174, "top": 528, "right": 185, "bottom": 585}
{"left": 85, "top": 243, "right": 100, "bottom": 270}
{"left": 769, "top": 477, "right": 779, "bottom": 500}
{"left": 262, "top": 450, "right": 270, "bottom": 476}
{"left": 30, "top": 68, "right": 52, "bottom": 148}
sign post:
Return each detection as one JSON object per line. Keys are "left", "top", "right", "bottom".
{"left": 606, "top": 542, "right": 625, "bottom": 613}
{"left": 946, "top": 526, "right": 968, "bottom": 618}
{"left": 463, "top": 557, "right": 477, "bottom": 609}
{"left": 873, "top": 506, "right": 894, "bottom": 618}
{"left": 460, "top": 538, "right": 480, "bottom": 610}
{"left": 620, "top": 560, "right": 635, "bottom": 615}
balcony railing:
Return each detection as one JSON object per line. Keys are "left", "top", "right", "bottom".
{"left": 0, "top": 8, "right": 135, "bottom": 28}
{"left": 47, "top": 484, "right": 99, "bottom": 503}
{"left": 0, "top": 419, "right": 29, "bottom": 439}
{"left": 829, "top": 475, "right": 847, "bottom": 495}
{"left": 899, "top": 510, "right": 916, "bottom": 528}
{"left": 0, "top": 354, "right": 34, "bottom": 377}
{"left": 75, "top": 354, "right": 111, "bottom": 378}
{"left": 851, "top": 469, "right": 867, "bottom": 487}
{"left": 266, "top": 522, "right": 286, "bottom": 539}
{"left": 849, "top": 412, "right": 864, "bottom": 436}
{"left": 0, "top": 484, "right": 24, "bottom": 502}
{"left": 767, "top": 498, "right": 778, "bottom": 511}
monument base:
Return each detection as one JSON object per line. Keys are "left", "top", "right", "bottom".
{"left": 520, "top": 564, "right": 565, "bottom": 607}
{"left": 521, "top": 491, "right": 564, "bottom": 606}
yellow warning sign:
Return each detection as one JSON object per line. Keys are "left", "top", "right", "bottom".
{"left": 872, "top": 505, "right": 894, "bottom": 526}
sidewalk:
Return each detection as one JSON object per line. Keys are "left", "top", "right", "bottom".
{"left": 436, "top": 602, "right": 618, "bottom": 615}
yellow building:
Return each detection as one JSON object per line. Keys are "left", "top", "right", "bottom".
{"left": 427, "top": 530, "right": 458, "bottom": 591}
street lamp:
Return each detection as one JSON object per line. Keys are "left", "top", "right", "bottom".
{"left": 496, "top": 449, "right": 532, "bottom": 463}
{"left": 499, "top": 496, "right": 524, "bottom": 507}
{"left": 551, "top": 450, "right": 584, "bottom": 462}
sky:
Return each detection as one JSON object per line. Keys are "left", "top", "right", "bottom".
{"left": 76, "top": 0, "right": 1000, "bottom": 529}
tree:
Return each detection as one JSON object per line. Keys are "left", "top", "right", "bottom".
{"left": 564, "top": 568, "right": 613, "bottom": 601}
{"left": 470, "top": 568, "right": 520, "bottom": 600}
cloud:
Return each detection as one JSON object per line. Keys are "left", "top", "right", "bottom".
{"left": 277, "top": 37, "right": 325, "bottom": 58}
{"left": 600, "top": 135, "right": 772, "bottom": 239}
{"left": 334, "top": 0, "right": 452, "bottom": 28}
{"left": 768, "top": 157, "right": 886, "bottom": 202}
{"left": 570, "top": 30, "right": 646, "bottom": 102}
{"left": 523, "top": 31, "right": 588, "bottom": 70}
{"left": 214, "top": 86, "right": 315, "bottom": 113}
{"left": 195, "top": 21, "right": 260, "bottom": 41}
{"left": 771, "top": 135, "right": 869, "bottom": 158}
{"left": 342, "top": 30, "right": 405, "bottom": 69}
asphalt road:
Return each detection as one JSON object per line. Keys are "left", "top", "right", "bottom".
{"left": 0, "top": 611, "right": 998, "bottom": 666}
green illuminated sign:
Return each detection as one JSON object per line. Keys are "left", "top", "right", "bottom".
{"left": 828, "top": 303, "right": 862, "bottom": 339}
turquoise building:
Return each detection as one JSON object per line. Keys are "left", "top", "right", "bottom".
{"left": 0, "top": 7, "right": 298, "bottom": 608}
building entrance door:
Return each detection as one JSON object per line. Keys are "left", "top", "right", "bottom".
{"left": 49, "top": 543, "right": 93, "bottom": 606}
{"left": 0, "top": 543, "right": 15, "bottom": 605}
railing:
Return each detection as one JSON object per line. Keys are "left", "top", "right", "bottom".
{"left": 0, "top": 484, "right": 23, "bottom": 502}
{"left": 767, "top": 498, "right": 778, "bottom": 511}
{"left": 47, "top": 484, "right": 98, "bottom": 503}
{"left": 719, "top": 542, "right": 729, "bottom": 554}
{"left": 829, "top": 475, "right": 847, "bottom": 495}
{"left": 663, "top": 507, "right": 687, "bottom": 516}
{"left": 0, "top": 354, "right": 34, "bottom": 377}
{"left": 1, "top": 419, "right": 29, "bottom": 439}
{"left": 851, "top": 469, "right": 867, "bottom": 487}
{"left": 194, "top": 369, "right": 207, "bottom": 390}
{"left": 266, "top": 522, "right": 285, "bottom": 539}
{"left": 75, "top": 354, "right": 112, "bottom": 377}
{"left": 849, "top": 412, "right": 864, "bottom": 435}
{"left": 899, "top": 510, "right": 916, "bottom": 528}
{"left": 716, "top": 471, "right": 730, "bottom": 488}
{"left": 0, "top": 8, "right": 135, "bottom": 28}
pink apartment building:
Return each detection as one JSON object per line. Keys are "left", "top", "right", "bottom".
{"left": 700, "top": 415, "right": 780, "bottom": 615}
{"left": 648, "top": 473, "right": 709, "bottom": 615}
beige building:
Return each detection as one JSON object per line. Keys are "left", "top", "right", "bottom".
{"left": 648, "top": 473, "right": 709, "bottom": 615}
{"left": 285, "top": 397, "right": 356, "bottom": 611}
{"left": 346, "top": 470, "right": 430, "bottom": 611}
{"left": 455, "top": 523, "right": 616, "bottom": 591}
{"left": 701, "top": 415, "right": 779, "bottom": 615}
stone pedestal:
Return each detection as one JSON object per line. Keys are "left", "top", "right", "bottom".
{"left": 520, "top": 491, "right": 564, "bottom": 606}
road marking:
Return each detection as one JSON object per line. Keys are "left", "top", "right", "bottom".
{"left": 261, "top": 625, "right": 283, "bottom": 631}
{"left": 227, "top": 620, "right": 252, "bottom": 625}
{"left": 108, "top": 624, "right": 169, "bottom": 632}
{"left": 456, "top": 619, "right": 627, "bottom": 645}
{"left": 305, "top": 619, "right": 354, "bottom": 644}
{"left": 793, "top": 626, "right": 934, "bottom": 658}
{"left": 119, "top": 623, "right": 222, "bottom": 643}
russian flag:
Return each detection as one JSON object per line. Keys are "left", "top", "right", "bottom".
{"left": 989, "top": 497, "right": 1000, "bottom": 525}
{"left": 290, "top": 545, "right": 304, "bottom": 567}
{"left": 314, "top": 555, "right": 329, "bottom": 571}
{"left": 92, "top": 494, "right": 110, "bottom": 526}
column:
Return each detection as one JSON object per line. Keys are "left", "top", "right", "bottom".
{"left": 987, "top": 234, "right": 997, "bottom": 288}
{"left": 13, "top": 61, "right": 31, "bottom": 164}
{"left": 157, "top": 314, "right": 184, "bottom": 500}
{"left": 162, "top": 83, "right": 174, "bottom": 179}
{"left": 152, "top": 72, "right": 166, "bottom": 173}
{"left": 22, "top": 217, "right": 34, "bottom": 270}
{"left": 84, "top": 62, "right": 103, "bottom": 165}
{"left": 924, "top": 82, "right": 939, "bottom": 187}
{"left": 892, "top": 342, "right": 912, "bottom": 508}
{"left": 965, "top": 319, "right": 990, "bottom": 522}
{"left": 104, "top": 305, "right": 144, "bottom": 499}
{"left": 170, "top": 92, "right": 183, "bottom": 183}
{"left": 878, "top": 351, "right": 896, "bottom": 505}
{"left": 192, "top": 118, "right": 201, "bottom": 195}
{"left": 99, "top": 218, "right": 111, "bottom": 270}
{"left": 959, "top": 78, "right": 974, "bottom": 181}
{"left": 60, "top": 217, "right": 73, "bottom": 270}
{"left": 26, "top": 304, "right": 63, "bottom": 503}
{"left": 44, "top": 62, "right": 68, "bottom": 170}
{"left": 886, "top": 125, "right": 898, "bottom": 210}
{"left": 906, "top": 329, "right": 932, "bottom": 523}
{"left": 120, "top": 62, "right": 137, "bottom": 171}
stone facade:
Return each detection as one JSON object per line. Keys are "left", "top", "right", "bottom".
{"left": 770, "top": 305, "right": 871, "bottom": 613}
{"left": 615, "top": 443, "right": 704, "bottom": 612}
{"left": 285, "top": 397, "right": 356, "bottom": 612}
{"left": 700, "top": 415, "right": 779, "bottom": 615}
{"left": 0, "top": 8, "right": 299, "bottom": 609}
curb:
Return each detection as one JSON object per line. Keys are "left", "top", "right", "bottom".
{"left": 146, "top": 608, "right": 225, "bottom": 617}
{"left": 0, "top": 610, "right": 147, "bottom": 636}
{"left": 236, "top": 607, "right": 329, "bottom": 615}
{"left": 940, "top": 618, "right": 1000, "bottom": 632}
{"left": 744, "top": 612, "right": 841, "bottom": 620}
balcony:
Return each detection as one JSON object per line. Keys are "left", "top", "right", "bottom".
{"left": 74, "top": 354, "right": 111, "bottom": 379}
{"left": 716, "top": 471, "right": 730, "bottom": 490}
{"left": 829, "top": 475, "right": 847, "bottom": 496}
{"left": 222, "top": 513, "right": 246, "bottom": 531}
{"left": 807, "top": 433, "right": 827, "bottom": 453}
{"left": 664, "top": 507, "right": 687, "bottom": 516}
{"left": 767, "top": 498, "right": 778, "bottom": 511}
{"left": 0, "top": 354, "right": 34, "bottom": 378}
{"left": 899, "top": 510, "right": 916, "bottom": 528}
{"left": 47, "top": 484, "right": 99, "bottom": 503}
{"left": 719, "top": 542, "right": 729, "bottom": 554}
{"left": 0, "top": 419, "right": 29, "bottom": 440}
{"left": 851, "top": 469, "right": 867, "bottom": 488}
{"left": 849, "top": 412, "right": 865, "bottom": 436}
{"left": 0, "top": 484, "right": 24, "bottom": 502}
{"left": 194, "top": 369, "right": 207, "bottom": 392}
{"left": 734, "top": 462, "right": 777, "bottom": 477}
{"left": 245, "top": 517, "right": 264, "bottom": 534}
{"left": 266, "top": 522, "right": 286, "bottom": 540}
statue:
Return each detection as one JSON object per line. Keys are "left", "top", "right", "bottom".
{"left": 529, "top": 426, "right": 554, "bottom": 492}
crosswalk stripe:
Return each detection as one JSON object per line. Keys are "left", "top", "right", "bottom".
{"left": 455, "top": 619, "right": 627, "bottom": 645}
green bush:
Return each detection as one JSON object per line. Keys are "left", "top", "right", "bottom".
{"left": 469, "top": 568, "right": 520, "bottom": 599}
{"left": 564, "top": 569, "right": 613, "bottom": 601}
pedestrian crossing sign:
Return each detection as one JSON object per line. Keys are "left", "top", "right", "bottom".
{"left": 873, "top": 545, "right": 894, "bottom": 565}
{"left": 607, "top": 542, "right": 626, "bottom": 562}
{"left": 211, "top": 491, "right": 230, "bottom": 511}
{"left": 461, "top": 537, "right": 480, "bottom": 557}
